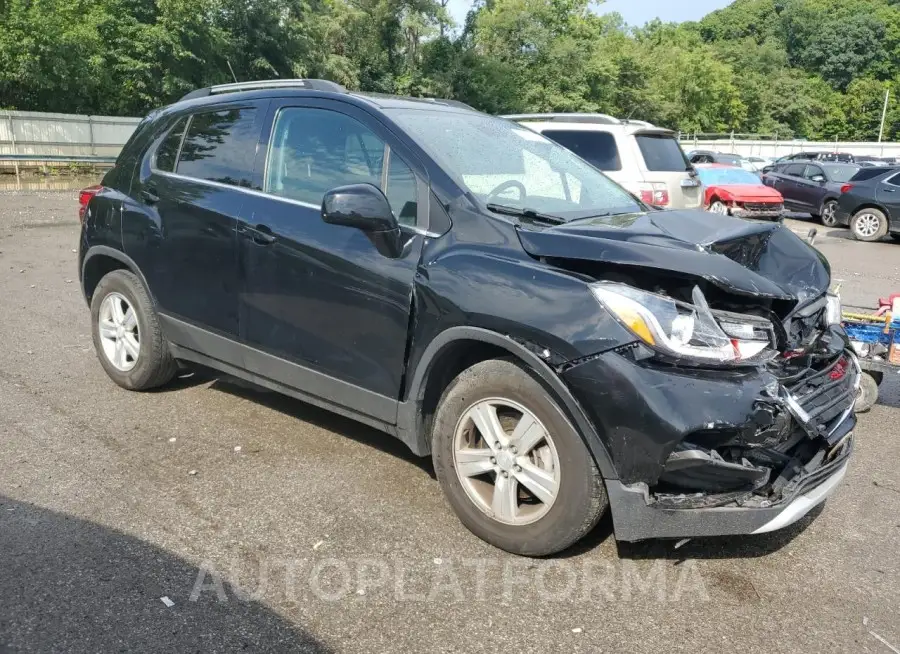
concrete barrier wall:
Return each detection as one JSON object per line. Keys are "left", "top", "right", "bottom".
{"left": 679, "top": 138, "right": 900, "bottom": 159}
{"left": 0, "top": 110, "right": 142, "bottom": 170}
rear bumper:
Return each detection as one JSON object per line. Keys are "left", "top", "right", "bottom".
{"left": 563, "top": 347, "right": 858, "bottom": 541}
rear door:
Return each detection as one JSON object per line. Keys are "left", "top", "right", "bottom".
{"left": 128, "top": 102, "right": 267, "bottom": 340}
{"left": 769, "top": 163, "right": 807, "bottom": 211}
{"left": 876, "top": 172, "right": 900, "bottom": 222}
{"left": 236, "top": 98, "right": 427, "bottom": 415}
{"left": 632, "top": 131, "right": 701, "bottom": 209}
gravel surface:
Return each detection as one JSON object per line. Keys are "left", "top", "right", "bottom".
{"left": 1, "top": 190, "right": 899, "bottom": 653}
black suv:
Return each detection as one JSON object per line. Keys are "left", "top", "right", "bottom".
{"left": 78, "top": 79, "right": 857, "bottom": 555}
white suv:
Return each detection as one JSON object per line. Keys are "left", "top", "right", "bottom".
{"left": 504, "top": 114, "right": 702, "bottom": 210}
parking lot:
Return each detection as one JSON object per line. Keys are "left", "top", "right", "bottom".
{"left": 1, "top": 189, "right": 899, "bottom": 653}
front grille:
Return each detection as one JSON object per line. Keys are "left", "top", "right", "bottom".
{"left": 784, "top": 354, "right": 856, "bottom": 435}
{"left": 743, "top": 202, "right": 783, "bottom": 212}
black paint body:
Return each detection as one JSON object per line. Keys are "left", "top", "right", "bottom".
{"left": 79, "top": 86, "right": 854, "bottom": 541}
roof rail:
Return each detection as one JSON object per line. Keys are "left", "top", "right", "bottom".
{"left": 501, "top": 113, "right": 622, "bottom": 125}
{"left": 179, "top": 79, "right": 346, "bottom": 102}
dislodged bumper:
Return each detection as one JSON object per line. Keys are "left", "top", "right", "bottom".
{"left": 563, "top": 346, "right": 858, "bottom": 541}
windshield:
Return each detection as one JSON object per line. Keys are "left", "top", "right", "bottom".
{"left": 826, "top": 165, "right": 859, "bottom": 183}
{"left": 387, "top": 109, "right": 644, "bottom": 221}
{"left": 696, "top": 167, "right": 762, "bottom": 186}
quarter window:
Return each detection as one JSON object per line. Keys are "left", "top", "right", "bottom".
{"left": 176, "top": 108, "right": 259, "bottom": 187}
{"left": 265, "top": 107, "right": 418, "bottom": 225}
{"left": 155, "top": 117, "right": 187, "bottom": 172}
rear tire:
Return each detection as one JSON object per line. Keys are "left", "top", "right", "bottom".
{"left": 90, "top": 270, "right": 176, "bottom": 390}
{"left": 431, "top": 358, "right": 608, "bottom": 556}
{"left": 851, "top": 208, "right": 888, "bottom": 242}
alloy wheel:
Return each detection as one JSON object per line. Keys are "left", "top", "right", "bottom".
{"left": 98, "top": 292, "right": 140, "bottom": 371}
{"left": 453, "top": 398, "right": 560, "bottom": 526}
{"left": 822, "top": 201, "right": 838, "bottom": 227}
{"left": 854, "top": 213, "right": 881, "bottom": 239}
{"left": 709, "top": 201, "right": 728, "bottom": 215}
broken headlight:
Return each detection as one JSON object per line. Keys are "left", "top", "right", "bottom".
{"left": 592, "top": 282, "right": 775, "bottom": 364}
{"left": 824, "top": 292, "right": 841, "bottom": 325}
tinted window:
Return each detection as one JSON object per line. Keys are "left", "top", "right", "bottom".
{"left": 690, "top": 153, "right": 714, "bottom": 164}
{"left": 155, "top": 117, "right": 187, "bottom": 172}
{"left": 385, "top": 155, "right": 418, "bottom": 226}
{"left": 541, "top": 130, "right": 622, "bottom": 171}
{"left": 886, "top": 173, "right": 900, "bottom": 187}
{"left": 635, "top": 135, "right": 689, "bottom": 172}
{"left": 851, "top": 168, "right": 896, "bottom": 182}
{"left": 784, "top": 164, "right": 807, "bottom": 177}
{"left": 265, "top": 107, "right": 417, "bottom": 224}
{"left": 176, "top": 108, "right": 259, "bottom": 187}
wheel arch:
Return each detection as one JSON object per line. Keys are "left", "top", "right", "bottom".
{"left": 851, "top": 202, "right": 891, "bottom": 222}
{"left": 82, "top": 246, "right": 153, "bottom": 305}
{"left": 397, "top": 326, "right": 618, "bottom": 479}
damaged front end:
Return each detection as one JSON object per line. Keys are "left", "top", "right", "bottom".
{"left": 519, "top": 213, "right": 857, "bottom": 540}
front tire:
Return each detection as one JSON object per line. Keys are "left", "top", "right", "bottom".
{"left": 851, "top": 208, "right": 889, "bottom": 242}
{"left": 432, "top": 358, "right": 608, "bottom": 556}
{"left": 90, "top": 270, "right": 176, "bottom": 390}
{"left": 821, "top": 200, "right": 839, "bottom": 227}
{"left": 709, "top": 200, "right": 728, "bottom": 215}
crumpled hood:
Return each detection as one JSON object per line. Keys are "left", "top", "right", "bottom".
{"left": 709, "top": 184, "right": 783, "bottom": 203}
{"left": 517, "top": 210, "right": 830, "bottom": 304}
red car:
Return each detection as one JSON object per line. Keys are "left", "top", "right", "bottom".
{"left": 695, "top": 164, "right": 784, "bottom": 220}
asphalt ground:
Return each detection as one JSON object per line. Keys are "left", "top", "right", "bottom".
{"left": 1, "top": 190, "right": 898, "bottom": 653}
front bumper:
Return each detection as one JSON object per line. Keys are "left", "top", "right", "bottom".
{"left": 563, "top": 347, "right": 857, "bottom": 541}
{"left": 730, "top": 205, "right": 783, "bottom": 219}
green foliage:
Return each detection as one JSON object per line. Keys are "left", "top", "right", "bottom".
{"left": 1, "top": 0, "right": 899, "bottom": 139}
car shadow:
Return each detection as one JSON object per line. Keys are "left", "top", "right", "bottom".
{"left": 209, "top": 375, "right": 437, "bottom": 480}
{"left": 0, "top": 496, "right": 330, "bottom": 653}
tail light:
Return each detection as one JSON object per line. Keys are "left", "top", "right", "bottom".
{"left": 840, "top": 184, "right": 853, "bottom": 194}
{"left": 78, "top": 185, "right": 102, "bottom": 223}
{"left": 637, "top": 182, "right": 670, "bottom": 207}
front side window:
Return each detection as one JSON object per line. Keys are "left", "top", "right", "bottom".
{"left": 155, "top": 117, "right": 187, "bottom": 172}
{"left": 803, "top": 165, "right": 824, "bottom": 181}
{"left": 176, "top": 108, "right": 259, "bottom": 187}
{"left": 389, "top": 109, "right": 643, "bottom": 221}
{"left": 265, "top": 107, "right": 418, "bottom": 225}
{"left": 784, "top": 164, "right": 807, "bottom": 177}
{"left": 541, "top": 130, "right": 622, "bottom": 171}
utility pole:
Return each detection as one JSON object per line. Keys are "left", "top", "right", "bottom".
{"left": 878, "top": 88, "right": 890, "bottom": 143}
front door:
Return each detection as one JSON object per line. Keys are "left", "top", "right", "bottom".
{"left": 128, "top": 102, "right": 267, "bottom": 339}
{"left": 237, "top": 100, "right": 428, "bottom": 421}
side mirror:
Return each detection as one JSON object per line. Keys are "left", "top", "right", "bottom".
{"left": 321, "top": 183, "right": 404, "bottom": 258}
{"left": 811, "top": 175, "right": 826, "bottom": 183}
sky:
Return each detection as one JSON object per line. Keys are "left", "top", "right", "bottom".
{"left": 446, "top": 0, "right": 734, "bottom": 28}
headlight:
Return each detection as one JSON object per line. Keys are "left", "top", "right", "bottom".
{"left": 591, "top": 282, "right": 774, "bottom": 364}
{"left": 825, "top": 292, "right": 841, "bottom": 325}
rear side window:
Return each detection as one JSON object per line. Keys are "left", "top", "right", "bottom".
{"left": 784, "top": 164, "right": 806, "bottom": 177}
{"left": 541, "top": 130, "right": 622, "bottom": 171}
{"left": 176, "top": 108, "right": 259, "bottom": 187}
{"left": 154, "top": 117, "right": 187, "bottom": 172}
{"left": 635, "top": 135, "right": 689, "bottom": 172}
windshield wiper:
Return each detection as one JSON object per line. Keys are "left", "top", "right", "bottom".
{"left": 486, "top": 203, "right": 566, "bottom": 225}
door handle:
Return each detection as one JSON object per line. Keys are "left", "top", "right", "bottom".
{"left": 239, "top": 223, "right": 276, "bottom": 245}
{"left": 141, "top": 188, "right": 160, "bottom": 204}
{"left": 884, "top": 187, "right": 896, "bottom": 193}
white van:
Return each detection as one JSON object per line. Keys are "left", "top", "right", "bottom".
{"left": 504, "top": 114, "right": 702, "bottom": 210}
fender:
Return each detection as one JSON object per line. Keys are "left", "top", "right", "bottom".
{"left": 81, "top": 245, "right": 155, "bottom": 305}
{"left": 396, "top": 326, "right": 618, "bottom": 479}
